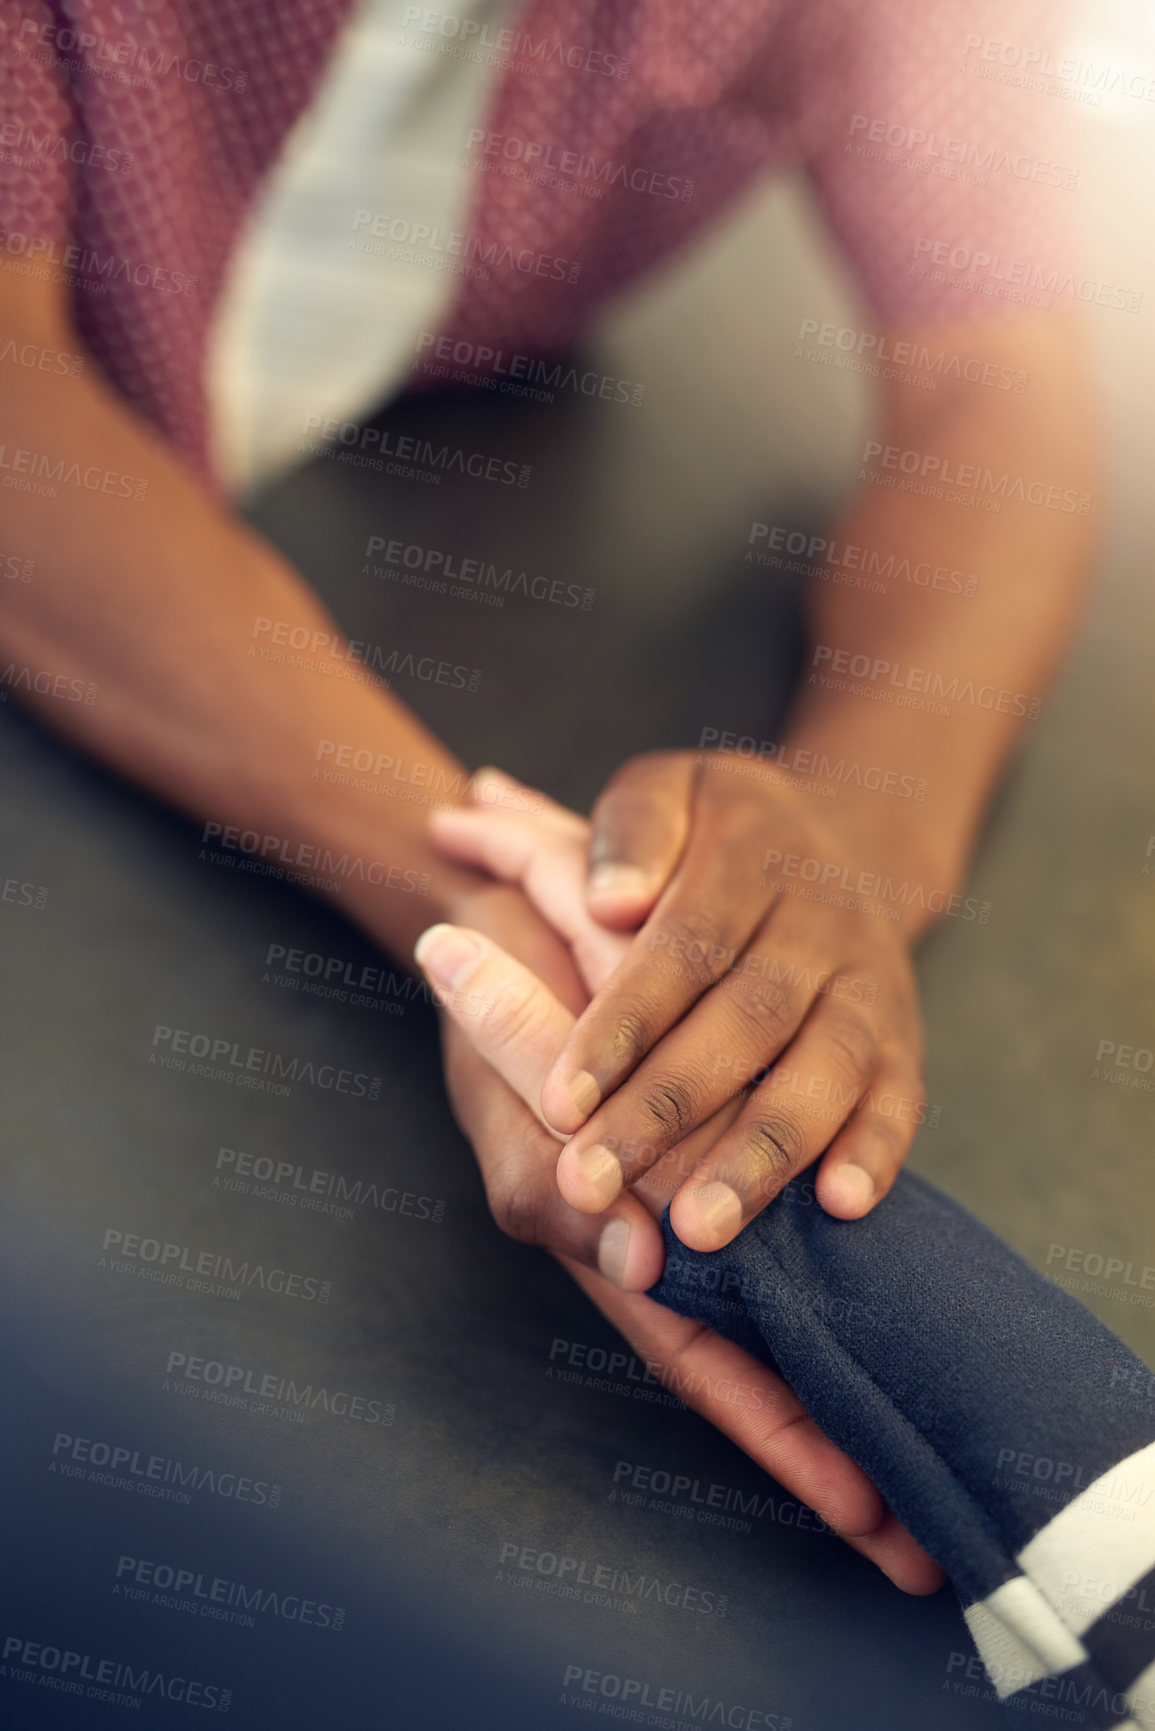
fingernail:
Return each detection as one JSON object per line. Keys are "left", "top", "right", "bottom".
{"left": 573, "top": 1143, "right": 622, "bottom": 1207}
{"left": 597, "top": 1218, "right": 631, "bottom": 1286}
{"left": 567, "top": 1069, "right": 601, "bottom": 1118}
{"left": 413, "top": 924, "right": 482, "bottom": 991}
{"left": 470, "top": 766, "right": 507, "bottom": 803}
{"left": 825, "top": 1164, "right": 876, "bottom": 1217}
{"left": 688, "top": 1181, "right": 743, "bottom": 1244}
{"left": 589, "top": 863, "right": 656, "bottom": 899}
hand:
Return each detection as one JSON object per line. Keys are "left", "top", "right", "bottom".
{"left": 433, "top": 874, "right": 666, "bottom": 1288}
{"left": 432, "top": 757, "right": 928, "bottom": 1251}
{"left": 416, "top": 883, "right": 943, "bottom": 1595}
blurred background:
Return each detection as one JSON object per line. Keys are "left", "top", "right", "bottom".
{"left": 2, "top": 1, "right": 1155, "bottom": 1727}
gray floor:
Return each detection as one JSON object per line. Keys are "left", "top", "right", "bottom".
{"left": 2, "top": 151, "right": 1153, "bottom": 1729}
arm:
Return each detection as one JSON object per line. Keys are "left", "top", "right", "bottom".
{"left": 0, "top": 267, "right": 483, "bottom": 960}
{"left": 784, "top": 309, "right": 1101, "bottom": 905}
{"left": 0, "top": 263, "right": 678, "bottom": 1290}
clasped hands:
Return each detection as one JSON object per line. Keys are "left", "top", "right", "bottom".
{"left": 415, "top": 751, "right": 942, "bottom": 1594}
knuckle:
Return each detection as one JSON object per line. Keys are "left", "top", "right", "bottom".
{"left": 821, "top": 1010, "right": 879, "bottom": 1077}
{"left": 591, "top": 754, "right": 676, "bottom": 842}
{"left": 592, "top": 789, "right": 655, "bottom": 838}
{"left": 485, "top": 981, "right": 548, "bottom": 1053}
{"left": 741, "top": 1111, "right": 806, "bottom": 1193}
{"left": 723, "top": 973, "right": 796, "bottom": 1046}
{"left": 615, "top": 749, "right": 682, "bottom": 788}
{"left": 639, "top": 1074, "right": 698, "bottom": 1140}
{"left": 486, "top": 1166, "right": 546, "bottom": 1246}
{"left": 660, "top": 906, "right": 726, "bottom": 967}
{"left": 607, "top": 1002, "right": 655, "bottom": 1071}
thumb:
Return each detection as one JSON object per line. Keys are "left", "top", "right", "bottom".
{"left": 587, "top": 752, "right": 696, "bottom": 930}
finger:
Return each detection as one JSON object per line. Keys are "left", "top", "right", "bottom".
{"left": 667, "top": 994, "right": 887, "bottom": 1249}
{"left": 586, "top": 752, "right": 697, "bottom": 930}
{"left": 423, "top": 925, "right": 664, "bottom": 1289}
{"left": 543, "top": 786, "right": 777, "bottom": 1132}
{"left": 552, "top": 943, "right": 821, "bottom": 1213}
{"left": 428, "top": 807, "right": 626, "bottom": 992}
{"left": 446, "top": 1028, "right": 663, "bottom": 1289}
{"left": 415, "top": 922, "right": 576, "bottom": 1126}
{"left": 559, "top": 1258, "right": 944, "bottom": 1594}
{"left": 814, "top": 1058, "right": 925, "bottom": 1220}
{"left": 468, "top": 764, "right": 573, "bottom": 824}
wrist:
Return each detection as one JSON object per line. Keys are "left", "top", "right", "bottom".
{"left": 272, "top": 734, "right": 485, "bottom": 964}
{"left": 775, "top": 715, "right": 984, "bottom": 882}
{"left": 745, "top": 746, "right": 976, "bottom": 945}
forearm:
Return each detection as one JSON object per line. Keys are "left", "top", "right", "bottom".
{"left": 0, "top": 279, "right": 480, "bottom": 959}
{"left": 783, "top": 312, "right": 1101, "bottom": 904}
